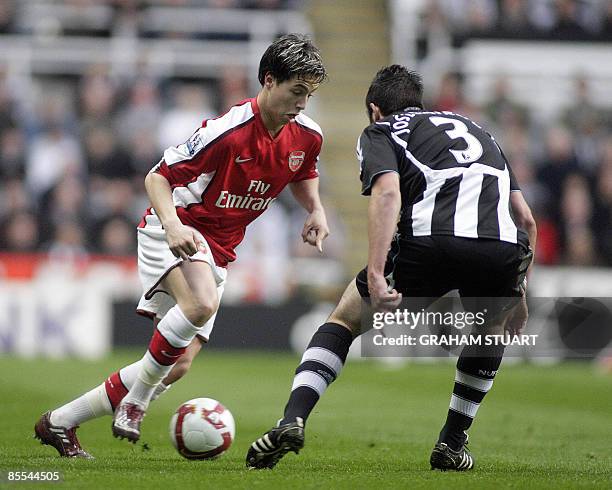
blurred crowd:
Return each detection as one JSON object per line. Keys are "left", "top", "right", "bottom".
{"left": 0, "top": 0, "right": 302, "bottom": 39}
{"left": 418, "top": 0, "right": 612, "bottom": 45}
{"left": 1, "top": 0, "right": 612, "bottom": 270}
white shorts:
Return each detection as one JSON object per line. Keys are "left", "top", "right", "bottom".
{"left": 136, "top": 222, "right": 227, "bottom": 342}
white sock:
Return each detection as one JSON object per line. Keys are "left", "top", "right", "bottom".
{"left": 118, "top": 361, "right": 171, "bottom": 400}
{"left": 50, "top": 383, "right": 112, "bottom": 428}
{"left": 124, "top": 305, "right": 200, "bottom": 408}
{"left": 118, "top": 360, "right": 141, "bottom": 386}
{"left": 152, "top": 382, "right": 171, "bottom": 401}
{"left": 50, "top": 363, "right": 174, "bottom": 428}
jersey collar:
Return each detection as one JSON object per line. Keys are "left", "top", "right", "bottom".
{"left": 251, "top": 96, "right": 288, "bottom": 142}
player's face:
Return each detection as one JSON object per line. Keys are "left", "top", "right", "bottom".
{"left": 265, "top": 75, "right": 319, "bottom": 125}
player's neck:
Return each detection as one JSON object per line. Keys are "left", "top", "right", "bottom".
{"left": 256, "top": 92, "right": 284, "bottom": 138}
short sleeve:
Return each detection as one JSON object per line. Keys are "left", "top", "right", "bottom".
{"left": 150, "top": 127, "right": 220, "bottom": 187}
{"left": 508, "top": 163, "right": 521, "bottom": 192}
{"left": 357, "top": 123, "right": 400, "bottom": 196}
{"left": 291, "top": 135, "right": 322, "bottom": 182}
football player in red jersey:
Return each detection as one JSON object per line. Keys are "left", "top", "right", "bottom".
{"left": 34, "top": 34, "right": 329, "bottom": 457}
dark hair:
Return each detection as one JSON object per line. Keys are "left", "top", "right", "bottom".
{"left": 258, "top": 33, "right": 327, "bottom": 86}
{"left": 365, "top": 65, "right": 423, "bottom": 119}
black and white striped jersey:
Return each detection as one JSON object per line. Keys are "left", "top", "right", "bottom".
{"left": 357, "top": 108, "right": 527, "bottom": 244}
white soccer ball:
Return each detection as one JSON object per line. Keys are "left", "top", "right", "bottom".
{"left": 169, "top": 398, "right": 235, "bottom": 460}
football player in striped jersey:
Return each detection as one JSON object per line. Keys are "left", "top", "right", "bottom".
{"left": 247, "top": 65, "right": 536, "bottom": 471}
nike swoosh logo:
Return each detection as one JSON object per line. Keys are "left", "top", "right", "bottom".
{"left": 235, "top": 156, "right": 254, "bottom": 163}
{"left": 161, "top": 350, "right": 181, "bottom": 359}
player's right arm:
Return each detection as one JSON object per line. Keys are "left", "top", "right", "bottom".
{"left": 367, "top": 172, "right": 402, "bottom": 312}
{"left": 358, "top": 123, "right": 403, "bottom": 311}
{"left": 144, "top": 171, "right": 202, "bottom": 260}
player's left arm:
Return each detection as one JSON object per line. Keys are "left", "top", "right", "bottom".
{"left": 510, "top": 191, "right": 537, "bottom": 264}
{"left": 289, "top": 177, "right": 329, "bottom": 253}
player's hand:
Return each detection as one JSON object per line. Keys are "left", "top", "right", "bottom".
{"left": 505, "top": 292, "right": 528, "bottom": 336}
{"left": 368, "top": 274, "right": 402, "bottom": 312}
{"left": 164, "top": 221, "right": 203, "bottom": 260}
{"left": 302, "top": 209, "right": 329, "bottom": 253}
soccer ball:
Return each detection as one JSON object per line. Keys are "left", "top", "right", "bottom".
{"left": 169, "top": 398, "right": 235, "bottom": 460}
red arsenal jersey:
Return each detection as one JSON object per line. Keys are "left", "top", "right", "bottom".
{"left": 139, "top": 97, "right": 322, "bottom": 267}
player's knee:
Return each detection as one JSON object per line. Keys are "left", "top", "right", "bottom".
{"left": 327, "top": 315, "right": 360, "bottom": 337}
{"left": 182, "top": 295, "right": 217, "bottom": 326}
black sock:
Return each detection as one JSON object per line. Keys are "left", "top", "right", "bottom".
{"left": 439, "top": 343, "right": 505, "bottom": 450}
{"left": 281, "top": 323, "right": 353, "bottom": 425}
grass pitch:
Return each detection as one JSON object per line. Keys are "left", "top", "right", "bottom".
{"left": 1, "top": 350, "right": 611, "bottom": 489}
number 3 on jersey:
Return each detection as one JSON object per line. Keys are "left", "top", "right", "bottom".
{"left": 429, "top": 116, "right": 483, "bottom": 165}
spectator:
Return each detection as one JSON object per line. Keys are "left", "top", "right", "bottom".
{"left": 430, "top": 72, "right": 465, "bottom": 113}
{"left": 158, "top": 84, "right": 215, "bottom": 151}
{"left": 116, "top": 77, "right": 161, "bottom": 148}
{"left": 562, "top": 74, "right": 605, "bottom": 171}
{"left": 536, "top": 126, "right": 579, "bottom": 220}
{"left": 78, "top": 64, "right": 117, "bottom": 129}
{"left": 484, "top": 75, "right": 530, "bottom": 128}
{"left": 84, "top": 126, "right": 134, "bottom": 180}
{"left": 1, "top": 211, "right": 40, "bottom": 252}
{"left": 0, "top": 0, "right": 16, "bottom": 34}
{"left": 495, "top": 0, "right": 535, "bottom": 37}
{"left": 39, "top": 175, "right": 88, "bottom": 244}
{"left": 592, "top": 140, "right": 612, "bottom": 265}
{"left": 25, "top": 121, "right": 83, "bottom": 201}
{"left": 0, "top": 126, "right": 26, "bottom": 179}
{"left": 94, "top": 215, "right": 137, "bottom": 256}
{"left": 127, "top": 127, "right": 161, "bottom": 176}
{"left": 560, "top": 173, "right": 595, "bottom": 265}
{"left": 46, "top": 219, "right": 89, "bottom": 263}
{"left": 219, "top": 65, "right": 249, "bottom": 113}
{"left": 0, "top": 179, "right": 31, "bottom": 221}
{"left": 548, "top": 0, "right": 592, "bottom": 40}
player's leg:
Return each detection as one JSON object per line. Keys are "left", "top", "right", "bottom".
{"left": 430, "top": 237, "right": 531, "bottom": 471}
{"left": 430, "top": 315, "right": 507, "bottom": 471}
{"left": 246, "top": 278, "right": 362, "bottom": 469}
{"left": 113, "top": 260, "right": 218, "bottom": 442}
{"left": 280, "top": 279, "right": 362, "bottom": 425}
{"left": 35, "top": 335, "right": 203, "bottom": 458}
{"left": 105, "top": 335, "right": 204, "bottom": 411}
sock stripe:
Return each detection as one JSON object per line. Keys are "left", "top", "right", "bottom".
{"left": 455, "top": 369, "right": 494, "bottom": 392}
{"left": 450, "top": 394, "right": 480, "bottom": 418}
{"left": 145, "top": 348, "right": 167, "bottom": 368}
{"left": 155, "top": 327, "right": 185, "bottom": 350}
{"left": 291, "top": 370, "right": 328, "bottom": 396}
{"left": 300, "top": 347, "right": 343, "bottom": 375}
{"left": 296, "top": 361, "right": 336, "bottom": 383}
{"left": 148, "top": 329, "right": 186, "bottom": 366}
{"left": 453, "top": 382, "right": 487, "bottom": 404}
{"left": 282, "top": 323, "right": 352, "bottom": 424}
{"left": 105, "top": 372, "right": 129, "bottom": 411}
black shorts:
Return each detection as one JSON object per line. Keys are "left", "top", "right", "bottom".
{"left": 356, "top": 235, "right": 531, "bottom": 316}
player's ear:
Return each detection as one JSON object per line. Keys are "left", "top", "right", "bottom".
{"left": 369, "top": 103, "right": 383, "bottom": 122}
{"left": 264, "top": 73, "right": 276, "bottom": 89}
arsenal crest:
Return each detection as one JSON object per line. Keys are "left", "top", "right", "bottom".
{"left": 288, "top": 151, "right": 305, "bottom": 172}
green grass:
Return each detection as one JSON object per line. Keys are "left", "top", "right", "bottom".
{"left": 1, "top": 350, "right": 611, "bottom": 489}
